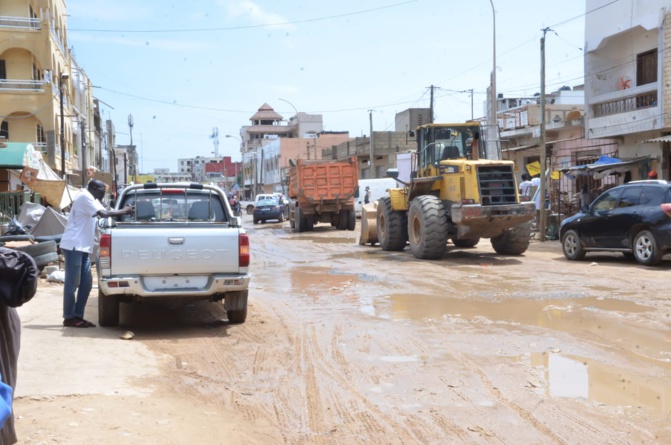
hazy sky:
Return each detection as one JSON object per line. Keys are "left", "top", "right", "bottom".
{"left": 66, "top": 0, "right": 586, "bottom": 172}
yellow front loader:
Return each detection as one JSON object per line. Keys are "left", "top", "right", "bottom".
{"left": 361, "top": 122, "right": 535, "bottom": 260}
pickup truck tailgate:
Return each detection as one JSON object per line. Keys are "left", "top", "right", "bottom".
{"left": 108, "top": 227, "right": 240, "bottom": 275}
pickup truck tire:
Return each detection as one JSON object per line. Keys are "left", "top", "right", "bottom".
{"left": 98, "top": 290, "right": 120, "bottom": 327}
{"left": 408, "top": 195, "right": 448, "bottom": 260}
{"left": 491, "top": 223, "right": 531, "bottom": 255}
{"left": 225, "top": 290, "right": 248, "bottom": 324}
{"left": 377, "top": 197, "right": 407, "bottom": 251}
{"left": 451, "top": 237, "right": 480, "bottom": 248}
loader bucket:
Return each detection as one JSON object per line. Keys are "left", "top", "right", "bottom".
{"left": 359, "top": 202, "right": 379, "bottom": 245}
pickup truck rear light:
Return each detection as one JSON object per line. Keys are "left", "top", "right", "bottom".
{"left": 239, "top": 233, "right": 250, "bottom": 267}
{"left": 662, "top": 203, "right": 671, "bottom": 218}
{"left": 99, "top": 233, "right": 111, "bottom": 268}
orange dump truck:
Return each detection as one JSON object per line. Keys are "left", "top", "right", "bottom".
{"left": 288, "top": 157, "right": 358, "bottom": 233}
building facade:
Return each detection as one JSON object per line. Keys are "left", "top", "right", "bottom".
{"left": 585, "top": 0, "right": 670, "bottom": 179}
{"left": 0, "top": 0, "right": 101, "bottom": 182}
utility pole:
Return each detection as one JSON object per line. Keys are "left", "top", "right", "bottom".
{"left": 428, "top": 85, "right": 436, "bottom": 124}
{"left": 128, "top": 114, "right": 134, "bottom": 147}
{"left": 80, "top": 120, "right": 87, "bottom": 187}
{"left": 468, "top": 89, "right": 474, "bottom": 120}
{"left": 368, "top": 110, "right": 375, "bottom": 178}
{"left": 539, "top": 27, "right": 552, "bottom": 243}
{"left": 59, "top": 74, "right": 69, "bottom": 180}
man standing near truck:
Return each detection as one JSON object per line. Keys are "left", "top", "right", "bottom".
{"left": 364, "top": 187, "right": 371, "bottom": 204}
{"left": 60, "top": 179, "right": 134, "bottom": 328}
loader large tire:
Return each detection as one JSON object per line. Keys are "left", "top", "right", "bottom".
{"left": 408, "top": 195, "right": 448, "bottom": 260}
{"left": 490, "top": 223, "right": 531, "bottom": 255}
{"left": 451, "top": 237, "right": 480, "bottom": 248}
{"left": 377, "top": 197, "right": 407, "bottom": 251}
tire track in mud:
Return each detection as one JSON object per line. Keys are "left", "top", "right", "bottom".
{"left": 456, "top": 352, "right": 565, "bottom": 445}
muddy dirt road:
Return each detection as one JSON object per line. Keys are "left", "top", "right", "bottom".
{"left": 13, "top": 215, "right": 671, "bottom": 444}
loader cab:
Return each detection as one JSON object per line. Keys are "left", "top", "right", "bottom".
{"left": 412, "top": 123, "right": 485, "bottom": 177}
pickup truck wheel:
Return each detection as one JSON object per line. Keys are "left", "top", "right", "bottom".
{"left": 377, "top": 197, "right": 407, "bottom": 251}
{"left": 408, "top": 195, "right": 448, "bottom": 260}
{"left": 451, "top": 237, "right": 480, "bottom": 248}
{"left": 225, "top": 290, "right": 248, "bottom": 324}
{"left": 98, "top": 290, "right": 120, "bottom": 327}
{"left": 347, "top": 210, "right": 356, "bottom": 231}
{"left": 491, "top": 223, "right": 531, "bottom": 255}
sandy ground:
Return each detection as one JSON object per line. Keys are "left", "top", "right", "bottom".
{"left": 11, "top": 215, "right": 671, "bottom": 444}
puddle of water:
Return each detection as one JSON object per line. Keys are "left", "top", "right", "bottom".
{"left": 290, "top": 236, "right": 355, "bottom": 244}
{"left": 369, "top": 293, "right": 671, "bottom": 363}
{"left": 530, "top": 352, "right": 671, "bottom": 419}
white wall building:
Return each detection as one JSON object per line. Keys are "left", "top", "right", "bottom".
{"left": 585, "top": 0, "right": 669, "bottom": 179}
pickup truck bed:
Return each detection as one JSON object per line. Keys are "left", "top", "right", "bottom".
{"left": 97, "top": 183, "right": 250, "bottom": 326}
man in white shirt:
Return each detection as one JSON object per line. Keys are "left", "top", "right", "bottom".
{"left": 519, "top": 173, "right": 532, "bottom": 197}
{"left": 60, "top": 180, "right": 133, "bottom": 328}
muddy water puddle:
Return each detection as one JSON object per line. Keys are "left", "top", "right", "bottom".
{"left": 529, "top": 351, "right": 671, "bottom": 419}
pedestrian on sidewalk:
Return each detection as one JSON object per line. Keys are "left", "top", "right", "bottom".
{"left": 60, "top": 179, "right": 134, "bottom": 328}
{"left": 0, "top": 247, "right": 39, "bottom": 445}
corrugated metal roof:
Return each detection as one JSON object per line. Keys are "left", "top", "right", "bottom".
{"left": 643, "top": 135, "right": 671, "bottom": 143}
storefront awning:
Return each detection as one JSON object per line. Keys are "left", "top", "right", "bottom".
{"left": 0, "top": 142, "right": 41, "bottom": 169}
{"left": 560, "top": 155, "right": 652, "bottom": 179}
{"left": 643, "top": 135, "right": 671, "bottom": 143}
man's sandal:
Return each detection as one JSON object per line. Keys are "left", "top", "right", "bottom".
{"left": 63, "top": 318, "right": 96, "bottom": 328}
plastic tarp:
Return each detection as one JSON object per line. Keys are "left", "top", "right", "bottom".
{"left": 17, "top": 202, "right": 67, "bottom": 237}
{"left": 560, "top": 156, "right": 651, "bottom": 179}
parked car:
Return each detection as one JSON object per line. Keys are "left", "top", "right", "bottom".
{"left": 560, "top": 180, "right": 671, "bottom": 266}
{"left": 253, "top": 196, "right": 286, "bottom": 224}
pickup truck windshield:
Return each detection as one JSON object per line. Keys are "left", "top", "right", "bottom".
{"left": 118, "top": 189, "right": 228, "bottom": 222}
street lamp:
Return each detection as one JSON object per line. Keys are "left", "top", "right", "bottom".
{"left": 277, "top": 98, "right": 298, "bottom": 121}
{"left": 59, "top": 73, "right": 69, "bottom": 180}
{"left": 488, "top": 0, "right": 498, "bottom": 160}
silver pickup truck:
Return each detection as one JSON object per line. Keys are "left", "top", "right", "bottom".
{"left": 97, "top": 182, "right": 250, "bottom": 327}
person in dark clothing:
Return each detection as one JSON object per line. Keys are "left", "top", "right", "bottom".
{"left": 0, "top": 247, "right": 39, "bottom": 444}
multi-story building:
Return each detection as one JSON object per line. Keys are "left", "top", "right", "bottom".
{"left": 585, "top": 0, "right": 669, "bottom": 179}
{"left": 178, "top": 155, "right": 241, "bottom": 186}
{"left": 0, "top": 0, "right": 101, "bottom": 183}
{"left": 237, "top": 103, "right": 350, "bottom": 199}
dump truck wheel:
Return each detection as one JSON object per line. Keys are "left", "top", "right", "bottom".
{"left": 377, "top": 197, "right": 407, "bottom": 251}
{"left": 98, "top": 290, "right": 120, "bottom": 327}
{"left": 338, "top": 211, "right": 348, "bottom": 230}
{"left": 451, "top": 237, "right": 480, "bottom": 248}
{"left": 491, "top": 222, "right": 531, "bottom": 255}
{"left": 408, "top": 195, "right": 448, "bottom": 259}
{"left": 295, "top": 206, "right": 306, "bottom": 232}
{"left": 347, "top": 210, "right": 356, "bottom": 231}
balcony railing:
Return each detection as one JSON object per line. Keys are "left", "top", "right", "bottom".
{"left": 0, "top": 79, "right": 45, "bottom": 91}
{"left": 593, "top": 91, "right": 658, "bottom": 118}
{"left": 0, "top": 16, "right": 40, "bottom": 29}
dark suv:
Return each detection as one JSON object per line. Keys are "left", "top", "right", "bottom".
{"left": 560, "top": 180, "right": 671, "bottom": 266}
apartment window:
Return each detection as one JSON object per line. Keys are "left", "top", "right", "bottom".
{"left": 0, "top": 122, "right": 8, "bottom": 140}
{"left": 36, "top": 124, "right": 45, "bottom": 143}
{"left": 637, "top": 49, "right": 657, "bottom": 86}
{"left": 0, "top": 60, "right": 6, "bottom": 80}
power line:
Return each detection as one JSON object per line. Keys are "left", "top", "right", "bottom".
{"left": 68, "top": 1, "right": 418, "bottom": 33}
